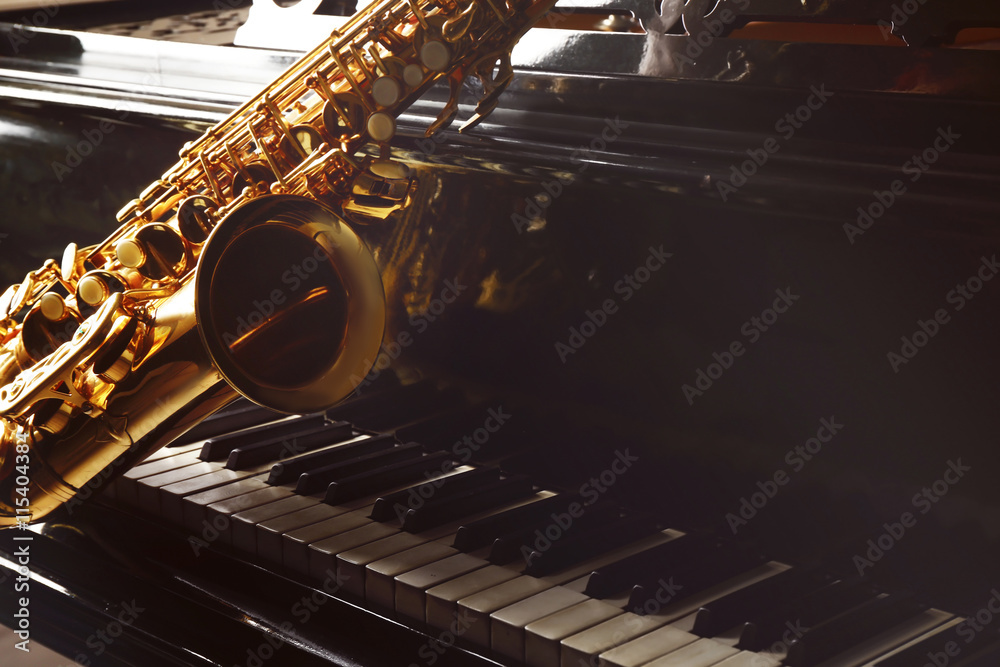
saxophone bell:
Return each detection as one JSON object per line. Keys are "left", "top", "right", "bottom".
{"left": 195, "top": 194, "right": 386, "bottom": 415}
{"left": 0, "top": 195, "right": 385, "bottom": 527}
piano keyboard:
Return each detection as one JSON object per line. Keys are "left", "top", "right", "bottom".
{"left": 111, "top": 402, "right": 1000, "bottom": 667}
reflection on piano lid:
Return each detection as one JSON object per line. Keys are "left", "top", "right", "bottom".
{"left": 2, "top": 0, "right": 1000, "bottom": 665}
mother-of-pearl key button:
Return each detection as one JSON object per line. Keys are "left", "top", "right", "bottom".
{"left": 560, "top": 611, "right": 669, "bottom": 667}
{"left": 491, "top": 586, "right": 590, "bottom": 662}
{"left": 457, "top": 576, "right": 556, "bottom": 648}
{"left": 595, "top": 624, "right": 699, "bottom": 667}
{"left": 644, "top": 638, "right": 738, "bottom": 667}
{"left": 524, "top": 599, "right": 622, "bottom": 667}
{"left": 426, "top": 565, "right": 521, "bottom": 632}
{"left": 395, "top": 553, "right": 488, "bottom": 622}
{"left": 365, "top": 541, "right": 457, "bottom": 610}
{"left": 338, "top": 532, "right": 428, "bottom": 597}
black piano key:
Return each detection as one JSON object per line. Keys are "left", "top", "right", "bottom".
{"left": 353, "top": 387, "right": 464, "bottom": 433}
{"left": 393, "top": 405, "right": 499, "bottom": 452}
{"left": 294, "top": 443, "right": 424, "bottom": 494}
{"left": 693, "top": 567, "right": 828, "bottom": 636}
{"left": 487, "top": 503, "right": 620, "bottom": 564}
{"left": 738, "top": 577, "right": 875, "bottom": 651}
{"left": 585, "top": 533, "right": 715, "bottom": 598}
{"left": 199, "top": 413, "right": 326, "bottom": 461}
{"left": 173, "top": 401, "right": 280, "bottom": 445}
{"left": 626, "top": 543, "right": 763, "bottom": 611}
{"left": 325, "top": 379, "right": 433, "bottom": 422}
{"left": 954, "top": 633, "right": 1000, "bottom": 666}
{"left": 784, "top": 592, "right": 924, "bottom": 666}
{"left": 323, "top": 452, "right": 454, "bottom": 505}
{"left": 874, "top": 625, "right": 1000, "bottom": 666}
{"left": 523, "top": 513, "right": 653, "bottom": 577}
{"left": 225, "top": 421, "right": 353, "bottom": 469}
{"left": 267, "top": 434, "right": 396, "bottom": 485}
{"left": 400, "top": 475, "right": 536, "bottom": 533}
{"left": 454, "top": 493, "right": 581, "bottom": 552}
{"left": 369, "top": 467, "right": 501, "bottom": 522}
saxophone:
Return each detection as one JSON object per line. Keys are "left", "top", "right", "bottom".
{"left": 0, "top": 0, "right": 556, "bottom": 527}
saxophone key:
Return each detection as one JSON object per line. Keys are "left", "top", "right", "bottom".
{"left": 403, "top": 63, "right": 426, "bottom": 88}
{"left": 231, "top": 161, "right": 278, "bottom": 198}
{"left": 76, "top": 271, "right": 127, "bottom": 308}
{"left": 371, "top": 76, "right": 402, "bottom": 108}
{"left": 38, "top": 293, "right": 67, "bottom": 322}
{"left": 420, "top": 40, "right": 451, "bottom": 71}
{"left": 120, "top": 223, "right": 187, "bottom": 281}
{"left": 176, "top": 195, "right": 217, "bottom": 244}
{"left": 322, "top": 93, "right": 366, "bottom": 139}
{"left": 60, "top": 242, "right": 79, "bottom": 281}
{"left": 367, "top": 112, "right": 396, "bottom": 142}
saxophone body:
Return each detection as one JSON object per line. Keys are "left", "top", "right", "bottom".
{"left": 0, "top": 0, "right": 556, "bottom": 527}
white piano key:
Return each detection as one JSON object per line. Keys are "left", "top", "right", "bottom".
{"left": 644, "top": 638, "right": 738, "bottom": 667}
{"left": 596, "top": 624, "right": 699, "bottom": 667}
{"left": 713, "top": 652, "right": 781, "bottom": 667}
{"left": 814, "top": 607, "right": 954, "bottom": 667}
{"left": 491, "top": 586, "right": 591, "bottom": 662}
{"left": 365, "top": 541, "right": 458, "bottom": 611}
{"left": 159, "top": 467, "right": 267, "bottom": 525}
{"left": 338, "top": 532, "right": 429, "bottom": 598}
{"left": 454, "top": 530, "right": 678, "bottom": 652}
{"left": 426, "top": 565, "right": 522, "bottom": 632}
{"left": 182, "top": 477, "right": 272, "bottom": 533}
{"left": 257, "top": 503, "right": 352, "bottom": 563}
{"left": 145, "top": 442, "right": 205, "bottom": 461}
{"left": 458, "top": 576, "right": 557, "bottom": 648}
{"left": 231, "top": 495, "right": 320, "bottom": 554}
{"left": 202, "top": 486, "right": 295, "bottom": 546}
{"left": 308, "top": 522, "right": 399, "bottom": 580}
{"left": 283, "top": 509, "right": 374, "bottom": 573}
{"left": 524, "top": 599, "right": 622, "bottom": 667}
{"left": 115, "top": 446, "right": 203, "bottom": 506}
{"left": 395, "top": 553, "right": 489, "bottom": 623}
{"left": 857, "top": 616, "right": 964, "bottom": 667}
{"left": 559, "top": 610, "right": 670, "bottom": 667}
{"left": 135, "top": 461, "right": 221, "bottom": 514}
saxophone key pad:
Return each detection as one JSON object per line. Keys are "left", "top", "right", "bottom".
{"left": 367, "top": 112, "right": 396, "bottom": 142}
{"left": 371, "top": 76, "right": 401, "bottom": 107}
{"left": 115, "top": 239, "right": 145, "bottom": 269}
{"left": 403, "top": 63, "right": 425, "bottom": 88}
{"left": 77, "top": 274, "right": 112, "bottom": 307}
{"left": 420, "top": 40, "right": 450, "bottom": 71}
{"left": 39, "top": 293, "right": 67, "bottom": 322}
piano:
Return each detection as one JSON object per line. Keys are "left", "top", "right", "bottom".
{"left": 1, "top": 0, "right": 1000, "bottom": 665}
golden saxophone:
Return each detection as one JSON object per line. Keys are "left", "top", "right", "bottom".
{"left": 0, "top": 0, "right": 556, "bottom": 527}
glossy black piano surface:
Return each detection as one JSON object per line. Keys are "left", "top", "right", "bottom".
{"left": 1, "top": 0, "right": 1000, "bottom": 665}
